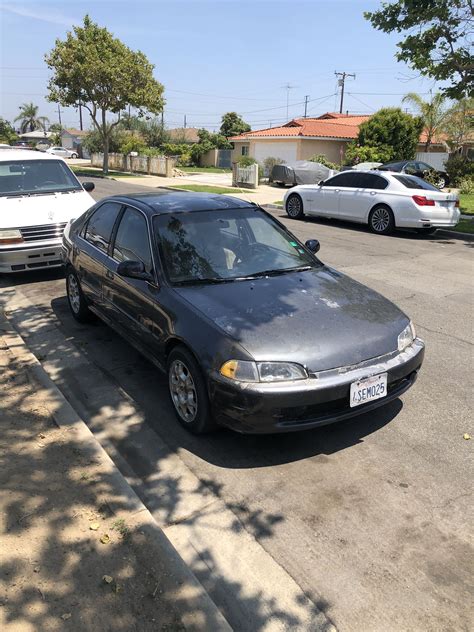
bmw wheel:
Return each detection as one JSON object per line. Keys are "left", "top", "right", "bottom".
{"left": 369, "top": 205, "right": 395, "bottom": 235}
{"left": 286, "top": 194, "right": 304, "bottom": 219}
{"left": 70, "top": 153, "right": 78, "bottom": 159}
{"left": 66, "top": 268, "right": 95, "bottom": 323}
{"left": 435, "top": 175, "right": 446, "bottom": 189}
{"left": 167, "top": 346, "right": 216, "bottom": 434}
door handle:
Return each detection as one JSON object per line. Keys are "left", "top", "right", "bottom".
{"left": 106, "top": 269, "right": 114, "bottom": 280}
{"left": 370, "top": 191, "right": 376, "bottom": 195}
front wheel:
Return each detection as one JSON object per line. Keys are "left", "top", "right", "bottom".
{"left": 167, "top": 346, "right": 216, "bottom": 434}
{"left": 369, "top": 205, "right": 395, "bottom": 235}
{"left": 286, "top": 193, "right": 304, "bottom": 219}
{"left": 70, "top": 153, "right": 78, "bottom": 159}
{"left": 66, "top": 268, "right": 95, "bottom": 323}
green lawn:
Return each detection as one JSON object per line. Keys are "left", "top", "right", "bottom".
{"left": 459, "top": 193, "right": 474, "bottom": 215}
{"left": 272, "top": 200, "right": 283, "bottom": 206}
{"left": 450, "top": 218, "right": 474, "bottom": 235}
{"left": 167, "top": 184, "right": 237, "bottom": 194}
{"left": 71, "top": 166, "right": 137, "bottom": 178}
{"left": 181, "top": 166, "right": 232, "bottom": 173}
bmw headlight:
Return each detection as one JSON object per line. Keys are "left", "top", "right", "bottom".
{"left": 398, "top": 321, "right": 416, "bottom": 352}
{"left": 220, "top": 360, "right": 308, "bottom": 382}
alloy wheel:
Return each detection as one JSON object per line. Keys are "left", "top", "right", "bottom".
{"left": 67, "top": 273, "right": 81, "bottom": 314}
{"left": 371, "top": 207, "right": 391, "bottom": 233}
{"left": 287, "top": 195, "right": 302, "bottom": 218}
{"left": 169, "top": 359, "right": 198, "bottom": 423}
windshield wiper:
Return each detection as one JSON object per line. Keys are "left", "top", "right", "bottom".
{"left": 241, "top": 265, "right": 314, "bottom": 279}
{"left": 174, "top": 277, "right": 232, "bottom": 286}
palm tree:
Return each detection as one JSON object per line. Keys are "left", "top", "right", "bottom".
{"left": 14, "top": 102, "right": 50, "bottom": 133}
{"left": 402, "top": 92, "right": 448, "bottom": 152}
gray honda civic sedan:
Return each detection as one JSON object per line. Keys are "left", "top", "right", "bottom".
{"left": 62, "top": 191, "right": 424, "bottom": 434}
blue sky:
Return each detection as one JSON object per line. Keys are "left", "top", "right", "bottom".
{"left": 0, "top": 0, "right": 440, "bottom": 131}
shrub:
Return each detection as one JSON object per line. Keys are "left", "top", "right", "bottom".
{"left": 357, "top": 108, "right": 423, "bottom": 160}
{"left": 344, "top": 142, "right": 392, "bottom": 166}
{"left": 445, "top": 155, "right": 474, "bottom": 185}
{"left": 308, "top": 154, "right": 339, "bottom": 170}
{"left": 118, "top": 132, "right": 147, "bottom": 155}
{"left": 458, "top": 177, "right": 474, "bottom": 195}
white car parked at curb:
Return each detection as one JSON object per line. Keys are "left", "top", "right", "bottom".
{"left": 0, "top": 149, "right": 95, "bottom": 273}
{"left": 284, "top": 170, "right": 460, "bottom": 235}
{"left": 46, "top": 146, "right": 79, "bottom": 159}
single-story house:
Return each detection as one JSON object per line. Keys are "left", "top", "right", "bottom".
{"left": 229, "top": 112, "right": 454, "bottom": 167}
{"left": 61, "top": 128, "right": 89, "bottom": 158}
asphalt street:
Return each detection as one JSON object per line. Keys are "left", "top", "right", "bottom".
{"left": 1, "top": 177, "right": 472, "bottom": 631}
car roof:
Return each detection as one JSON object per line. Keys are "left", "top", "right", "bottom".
{"left": 0, "top": 149, "right": 65, "bottom": 162}
{"left": 103, "top": 191, "right": 257, "bottom": 215}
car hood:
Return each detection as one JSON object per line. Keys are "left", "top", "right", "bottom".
{"left": 0, "top": 190, "right": 94, "bottom": 229}
{"left": 174, "top": 266, "right": 409, "bottom": 372}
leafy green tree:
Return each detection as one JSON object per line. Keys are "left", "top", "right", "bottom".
{"left": 48, "top": 122, "right": 63, "bottom": 145}
{"left": 442, "top": 97, "right": 474, "bottom": 151}
{"left": 0, "top": 118, "right": 18, "bottom": 144}
{"left": 190, "top": 128, "right": 232, "bottom": 165}
{"left": 355, "top": 108, "right": 423, "bottom": 161}
{"left": 402, "top": 92, "right": 448, "bottom": 151}
{"left": 14, "top": 103, "right": 49, "bottom": 133}
{"left": 220, "top": 112, "right": 251, "bottom": 137}
{"left": 365, "top": 1, "right": 473, "bottom": 100}
{"left": 45, "top": 15, "right": 164, "bottom": 173}
{"left": 344, "top": 143, "right": 393, "bottom": 166}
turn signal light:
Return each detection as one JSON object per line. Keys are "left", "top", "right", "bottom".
{"left": 412, "top": 195, "right": 435, "bottom": 206}
{"left": 0, "top": 229, "right": 24, "bottom": 245}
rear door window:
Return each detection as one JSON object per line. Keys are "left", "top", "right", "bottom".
{"left": 84, "top": 202, "right": 121, "bottom": 253}
{"left": 358, "top": 173, "right": 389, "bottom": 190}
{"left": 112, "top": 207, "right": 153, "bottom": 273}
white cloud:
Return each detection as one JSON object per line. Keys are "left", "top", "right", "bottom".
{"left": 1, "top": 3, "right": 78, "bottom": 27}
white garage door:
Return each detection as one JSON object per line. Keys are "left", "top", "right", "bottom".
{"left": 253, "top": 141, "right": 297, "bottom": 165}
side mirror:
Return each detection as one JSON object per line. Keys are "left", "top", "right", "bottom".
{"left": 319, "top": 180, "right": 325, "bottom": 186}
{"left": 305, "top": 239, "right": 320, "bottom": 254}
{"left": 117, "top": 260, "right": 154, "bottom": 282}
{"left": 82, "top": 181, "right": 95, "bottom": 192}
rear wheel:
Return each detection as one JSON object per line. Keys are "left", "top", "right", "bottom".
{"left": 66, "top": 268, "right": 95, "bottom": 323}
{"left": 167, "top": 346, "right": 216, "bottom": 434}
{"left": 286, "top": 193, "right": 304, "bottom": 219}
{"left": 369, "top": 205, "right": 395, "bottom": 235}
{"left": 435, "top": 175, "right": 446, "bottom": 189}
{"left": 70, "top": 152, "right": 78, "bottom": 159}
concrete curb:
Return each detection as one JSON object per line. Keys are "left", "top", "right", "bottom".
{"left": 0, "top": 314, "right": 232, "bottom": 632}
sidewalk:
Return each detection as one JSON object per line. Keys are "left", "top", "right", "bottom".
{"left": 0, "top": 316, "right": 230, "bottom": 632}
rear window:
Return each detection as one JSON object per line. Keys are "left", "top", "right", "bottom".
{"left": 392, "top": 175, "right": 440, "bottom": 191}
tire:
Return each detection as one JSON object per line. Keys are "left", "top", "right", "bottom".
{"left": 435, "top": 175, "right": 446, "bottom": 189}
{"left": 369, "top": 205, "right": 395, "bottom": 235}
{"left": 70, "top": 153, "right": 78, "bottom": 159}
{"left": 286, "top": 193, "right": 304, "bottom": 219}
{"left": 416, "top": 227, "right": 437, "bottom": 235}
{"left": 66, "top": 268, "right": 95, "bottom": 323}
{"left": 167, "top": 346, "right": 216, "bottom": 434}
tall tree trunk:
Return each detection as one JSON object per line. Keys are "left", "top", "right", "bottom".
{"left": 102, "top": 110, "right": 109, "bottom": 175}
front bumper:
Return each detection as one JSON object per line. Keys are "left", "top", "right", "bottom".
{"left": 0, "top": 241, "right": 63, "bottom": 273}
{"left": 209, "top": 338, "right": 425, "bottom": 433}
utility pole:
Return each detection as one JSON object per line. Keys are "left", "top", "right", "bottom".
{"left": 184, "top": 114, "right": 187, "bottom": 129}
{"left": 57, "top": 103, "right": 62, "bottom": 126}
{"left": 303, "top": 95, "right": 310, "bottom": 118}
{"left": 335, "top": 71, "right": 355, "bottom": 114}
{"left": 78, "top": 101, "right": 83, "bottom": 131}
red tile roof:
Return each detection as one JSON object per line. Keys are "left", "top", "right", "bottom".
{"left": 230, "top": 112, "right": 446, "bottom": 145}
{"left": 230, "top": 113, "right": 370, "bottom": 141}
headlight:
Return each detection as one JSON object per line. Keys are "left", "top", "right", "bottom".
{"left": 398, "top": 321, "right": 416, "bottom": 352}
{"left": 0, "top": 229, "right": 23, "bottom": 245}
{"left": 220, "top": 360, "right": 307, "bottom": 382}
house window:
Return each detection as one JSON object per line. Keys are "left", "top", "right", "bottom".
{"left": 241, "top": 146, "right": 249, "bottom": 156}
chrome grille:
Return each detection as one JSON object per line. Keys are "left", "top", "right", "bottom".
{"left": 19, "top": 223, "right": 67, "bottom": 242}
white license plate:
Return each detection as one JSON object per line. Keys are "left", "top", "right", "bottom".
{"left": 438, "top": 200, "right": 453, "bottom": 208}
{"left": 350, "top": 373, "right": 388, "bottom": 408}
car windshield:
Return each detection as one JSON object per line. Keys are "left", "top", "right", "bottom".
{"left": 392, "top": 175, "right": 440, "bottom": 191}
{"left": 154, "top": 207, "right": 320, "bottom": 284}
{"left": 0, "top": 159, "right": 82, "bottom": 196}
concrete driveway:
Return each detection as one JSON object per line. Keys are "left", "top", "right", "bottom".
{"left": 0, "top": 178, "right": 472, "bottom": 631}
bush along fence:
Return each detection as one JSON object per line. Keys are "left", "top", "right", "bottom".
{"left": 91, "top": 153, "right": 177, "bottom": 176}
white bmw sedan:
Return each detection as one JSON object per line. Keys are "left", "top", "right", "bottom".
{"left": 284, "top": 170, "right": 460, "bottom": 235}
